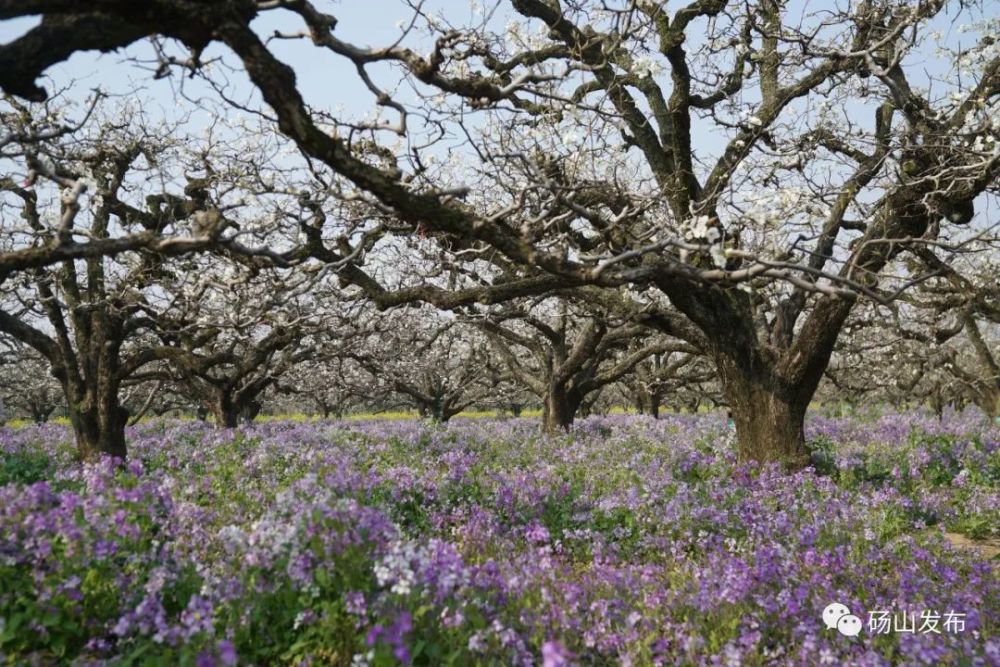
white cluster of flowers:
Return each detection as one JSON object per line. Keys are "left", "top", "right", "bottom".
{"left": 504, "top": 19, "right": 550, "bottom": 51}
{"left": 293, "top": 610, "right": 311, "bottom": 630}
{"left": 679, "top": 214, "right": 729, "bottom": 269}
{"left": 467, "top": 619, "right": 520, "bottom": 652}
{"left": 742, "top": 186, "right": 818, "bottom": 227}
{"left": 561, "top": 129, "right": 581, "bottom": 146}
{"left": 242, "top": 507, "right": 298, "bottom": 568}
{"left": 144, "top": 566, "right": 170, "bottom": 595}
{"left": 955, "top": 20, "right": 999, "bottom": 88}
{"left": 630, "top": 54, "right": 664, "bottom": 78}
{"left": 967, "top": 134, "right": 998, "bottom": 154}
{"left": 216, "top": 524, "right": 248, "bottom": 555}
{"left": 685, "top": 214, "right": 722, "bottom": 244}
{"left": 374, "top": 540, "right": 417, "bottom": 596}
{"left": 350, "top": 650, "right": 375, "bottom": 667}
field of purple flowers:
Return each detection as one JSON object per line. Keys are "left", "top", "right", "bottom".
{"left": 1, "top": 411, "right": 998, "bottom": 666}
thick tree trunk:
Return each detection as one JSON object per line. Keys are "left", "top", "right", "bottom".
{"left": 68, "top": 397, "right": 128, "bottom": 462}
{"left": 931, "top": 393, "right": 945, "bottom": 421}
{"left": 313, "top": 398, "right": 333, "bottom": 419}
{"left": 415, "top": 399, "right": 445, "bottom": 422}
{"left": 974, "top": 386, "right": 999, "bottom": 420}
{"left": 416, "top": 392, "right": 463, "bottom": 423}
{"left": 634, "top": 389, "right": 660, "bottom": 418}
{"left": 964, "top": 316, "right": 1000, "bottom": 420}
{"left": 58, "top": 363, "right": 128, "bottom": 462}
{"left": 30, "top": 404, "right": 54, "bottom": 424}
{"left": 711, "top": 341, "right": 814, "bottom": 469}
{"left": 71, "top": 408, "right": 128, "bottom": 462}
{"left": 241, "top": 399, "right": 261, "bottom": 424}
{"left": 653, "top": 285, "right": 813, "bottom": 468}
{"left": 724, "top": 380, "right": 809, "bottom": 469}
{"left": 208, "top": 390, "right": 260, "bottom": 427}
{"left": 210, "top": 393, "right": 240, "bottom": 428}
{"left": 430, "top": 404, "right": 450, "bottom": 423}
{"left": 542, "top": 386, "right": 579, "bottom": 433}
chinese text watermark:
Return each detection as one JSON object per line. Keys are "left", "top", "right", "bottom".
{"left": 824, "top": 602, "right": 966, "bottom": 637}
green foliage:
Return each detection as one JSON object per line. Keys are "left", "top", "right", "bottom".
{"left": 0, "top": 449, "right": 51, "bottom": 485}
{"left": 805, "top": 436, "right": 838, "bottom": 479}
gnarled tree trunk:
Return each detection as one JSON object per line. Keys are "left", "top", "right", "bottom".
{"left": 209, "top": 392, "right": 240, "bottom": 428}
{"left": 29, "top": 404, "right": 56, "bottom": 424}
{"left": 727, "top": 387, "right": 808, "bottom": 468}
{"left": 424, "top": 398, "right": 449, "bottom": 423}
{"left": 713, "top": 351, "right": 814, "bottom": 469}
{"left": 62, "top": 371, "right": 129, "bottom": 462}
{"left": 973, "top": 386, "right": 1000, "bottom": 421}
{"left": 70, "top": 402, "right": 128, "bottom": 462}
{"left": 542, "top": 384, "right": 580, "bottom": 433}
{"left": 633, "top": 387, "right": 660, "bottom": 418}
{"left": 205, "top": 386, "right": 263, "bottom": 428}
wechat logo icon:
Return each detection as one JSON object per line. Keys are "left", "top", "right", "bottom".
{"left": 823, "top": 602, "right": 863, "bottom": 637}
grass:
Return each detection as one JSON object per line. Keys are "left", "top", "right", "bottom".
{"left": 6, "top": 402, "right": 858, "bottom": 430}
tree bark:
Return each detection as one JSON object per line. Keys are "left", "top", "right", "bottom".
{"left": 542, "top": 385, "right": 579, "bottom": 433}
{"left": 931, "top": 391, "right": 945, "bottom": 421}
{"left": 973, "top": 387, "right": 999, "bottom": 420}
{"left": 312, "top": 397, "right": 333, "bottom": 419}
{"left": 209, "top": 392, "right": 240, "bottom": 428}
{"left": 633, "top": 388, "right": 660, "bottom": 418}
{"left": 29, "top": 404, "right": 55, "bottom": 424}
{"left": 63, "top": 373, "right": 129, "bottom": 462}
{"left": 52, "top": 352, "right": 129, "bottom": 462}
{"left": 69, "top": 403, "right": 128, "bottom": 462}
{"left": 705, "top": 316, "right": 818, "bottom": 469}
{"left": 436, "top": 407, "right": 456, "bottom": 423}
{"left": 720, "top": 368, "right": 810, "bottom": 469}
{"left": 428, "top": 401, "right": 448, "bottom": 423}
{"left": 962, "top": 315, "right": 1000, "bottom": 420}
{"left": 656, "top": 280, "right": 827, "bottom": 468}
{"left": 207, "top": 389, "right": 261, "bottom": 427}
{"left": 426, "top": 399, "right": 458, "bottom": 423}
{"left": 242, "top": 399, "right": 262, "bottom": 424}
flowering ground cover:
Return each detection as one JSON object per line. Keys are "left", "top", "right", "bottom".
{"left": 1, "top": 411, "right": 998, "bottom": 666}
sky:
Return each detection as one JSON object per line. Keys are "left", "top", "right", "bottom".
{"left": 0, "top": 2, "right": 492, "bottom": 130}
{"left": 1, "top": 2, "right": 985, "bottom": 155}
{"left": 0, "top": 0, "right": 995, "bottom": 233}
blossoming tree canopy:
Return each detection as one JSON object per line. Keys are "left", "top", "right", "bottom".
{"left": 0, "top": 1, "right": 998, "bottom": 466}
{"left": 0, "top": 95, "right": 332, "bottom": 458}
